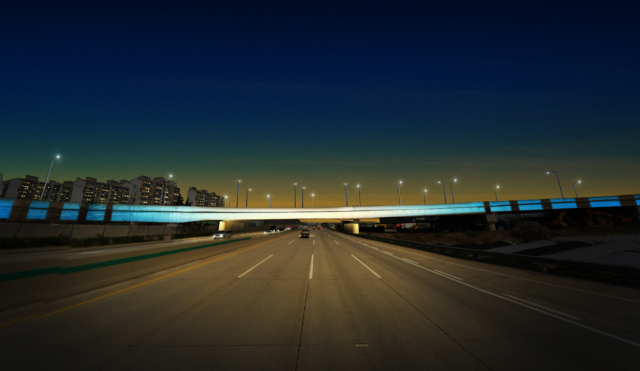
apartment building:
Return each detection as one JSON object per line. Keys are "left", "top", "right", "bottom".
{"left": 2, "top": 175, "right": 43, "bottom": 200}
{"left": 186, "top": 187, "right": 224, "bottom": 207}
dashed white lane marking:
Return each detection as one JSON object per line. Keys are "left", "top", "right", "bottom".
{"left": 288, "top": 240, "right": 294, "bottom": 245}
{"left": 433, "top": 269, "right": 463, "bottom": 281}
{"left": 313, "top": 240, "right": 315, "bottom": 245}
{"left": 238, "top": 255, "right": 273, "bottom": 278}
{"left": 343, "top": 235, "right": 640, "bottom": 349}
{"left": 309, "top": 254, "right": 314, "bottom": 279}
{"left": 333, "top": 240, "right": 340, "bottom": 245}
{"left": 354, "top": 238, "right": 640, "bottom": 304}
{"left": 504, "top": 294, "right": 582, "bottom": 321}
{"left": 352, "top": 254, "right": 381, "bottom": 278}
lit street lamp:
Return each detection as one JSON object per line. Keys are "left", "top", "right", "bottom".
{"left": 357, "top": 185, "right": 361, "bottom": 206}
{"left": 312, "top": 193, "right": 315, "bottom": 208}
{"left": 345, "top": 183, "right": 348, "bottom": 206}
{"left": 546, "top": 171, "right": 564, "bottom": 200}
{"left": 398, "top": 181, "right": 402, "bottom": 205}
{"left": 267, "top": 195, "right": 271, "bottom": 208}
{"left": 423, "top": 189, "right": 427, "bottom": 205}
{"left": 236, "top": 180, "right": 241, "bottom": 208}
{"left": 438, "top": 181, "right": 446, "bottom": 204}
{"left": 494, "top": 185, "right": 500, "bottom": 201}
{"left": 225, "top": 196, "right": 229, "bottom": 207}
{"left": 245, "top": 188, "right": 252, "bottom": 207}
{"left": 294, "top": 183, "right": 297, "bottom": 207}
{"left": 161, "top": 174, "right": 172, "bottom": 205}
{"left": 302, "top": 187, "right": 305, "bottom": 208}
{"left": 573, "top": 180, "right": 581, "bottom": 197}
{"left": 40, "top": 155, "right": 60, "bottom": 200}
{"left": 450, "top": 179, "right": 457, "bottom": 204}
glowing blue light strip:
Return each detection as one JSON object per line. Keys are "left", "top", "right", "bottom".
{"left": 86, "top": 204, "right": 107, "bottom": 221}
{"left": 27, "top": 201, "right": 50, "bottom": 220}
{"left": 60, "top": 203, "right": 81, "bottom": 221}
{"left": 0, "top": 199, "right": 14, "bottom": 219}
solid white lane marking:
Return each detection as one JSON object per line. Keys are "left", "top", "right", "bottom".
{"left": 356, "top": 238, "right": 640, "bottom": 304}
{"left": 333, "top": 240, "right": 340, "bottom": 245}
{"left": 433, "top": 269, "right": 463, "bottom": 281}
{"left": 503, "top": 294, "right": 582, "bottom": 320}
{"left": 288, "top": 240, "right": 294, "bottom": 245}
{"left": 352, "top": 254, "right": 381, "bottom": 278}
{"left": 382, "top": 255, "right": 640, "bottom": 348}
{"left": 402, "top": 258, "right": 417, "bottom": 264}
{"left": 309, "top": 254, "right": 314, "bottom": 279}
{"left": 238, "top": 255, "right": 273, "bottom": 278}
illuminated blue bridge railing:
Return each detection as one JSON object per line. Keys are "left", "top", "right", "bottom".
{"left": 0, "top": 195, "right": 638, "bottom": 224}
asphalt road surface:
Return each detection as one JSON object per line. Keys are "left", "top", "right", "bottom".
{"left": 1, "top": 229, "right": 639, "bottom": 370}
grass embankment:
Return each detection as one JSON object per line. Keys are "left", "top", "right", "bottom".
{"left": 366, "top": 225, "right": 640, "bottom": 246}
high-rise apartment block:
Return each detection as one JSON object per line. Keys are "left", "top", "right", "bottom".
{"left": 186, "top": 187, "right": 225, "bottom": 207}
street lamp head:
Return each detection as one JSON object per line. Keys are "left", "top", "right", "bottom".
{"left": 248, "top": 189, "right": 252, "bottom": 191}
{"left": 424, "top": 189, "right": 427, "bottom": 192}
{"left": 453, "top": 178, "right": 457, "bottom": 182}
{"left": 399, "top": 181, "right": 402, "bottom": 184}
{"left": 438, "top": 181, "right": 442, "bottom": 184}
{"left": 267, "top": 195, "right": 270, "bottom": 197}
{"left": 496, "top": 185, "right": 500, "bottom": 189}
{"left": 357, "top": 184, "right": 360, "bottom": 188}
{"left": 312, "top": 194, "right": 315, "bottom": 196}
{"left": 578, "top": 180, "right": 581, "bottom": 184}
{"left": 294, "top": 183, "right": 297, "bottom": 185}
{"left": 345, "top": 183, "right": 347, "bottom": 185}
{"left": 303, "top": 186, "right": 305, "bottom": 189}
{"left": 56, "top": 155, "right": 60, "bottom": 159}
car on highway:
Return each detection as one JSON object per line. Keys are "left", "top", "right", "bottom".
{"left": 264, "top": 229, "right": 275, "bottom": 234}
{"left": 300, "top": 229, "right": 310, "bottom": 238}
{"left": 213, "top": 231, "right": 232, "bottom": 239}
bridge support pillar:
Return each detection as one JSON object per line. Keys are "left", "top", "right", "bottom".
{"left": 344, "top": 222, "right": 359, "bottom": 234}
{"left": 484, "top": 213, "right": 498, "bottom": 231}
{"left": 219, "top": 221, "right": 227, "bottom": 231}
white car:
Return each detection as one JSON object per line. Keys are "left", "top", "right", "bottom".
{"left": 213, "top": 231, "right": 232, "bottom": 239}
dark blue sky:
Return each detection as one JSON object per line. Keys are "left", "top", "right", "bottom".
{"left": 2, "top": 1, "right": 639, "bottom": 205}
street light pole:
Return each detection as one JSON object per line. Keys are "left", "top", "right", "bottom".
{"left": 546, "top": 171, "right": 564, "bottom": 200}
{"left": 246, "top": 188, "right": 251, "bottom": 207}
{"left": 294, "top": 183, "right": 297, "bottom": 208}
{"left": 161, "top": 174, "right": 172, "bottom": 205}
{"left": 573, "top": 180, "right": 581, "bottom": 197}
{"left": 312, "top": 194, "right": 315, "bottom": 208}
{"left": 438, "top": 181, "right": 446, "bottom": 204}
{"left": 268, "top": 195, "right": 271, "bottom": 208}
{"left": 357, "top": 185, "right": 361, "bottom": 206}
{"left": 302, "top": 187, "right": 305, "bottom": 208}
{"left": 398, "top": 181, "right": 402, "bottom": 205}
{"left": 225, "top": 196, "right": 229, "bottom": 207}
{"left": 236, "top": 180, "right": 241, "bottom": 207}
{"left": 494, "top": 185, "right": 500, "bottom": 201}
{"left": 40, "top": 155, "right": 60, "bottom": 200}
{"left": 450, "top": 179, "right": 457, "bottom": 204}
{"left": 345, "top": 183, "right": 348, "bottom": 206}
{"left": 423, "top": 189, "right": 427, "bottom": 205}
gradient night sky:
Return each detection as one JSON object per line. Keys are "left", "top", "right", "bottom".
{"left": 1, "top": 1, "right": 639, "bottom": 207}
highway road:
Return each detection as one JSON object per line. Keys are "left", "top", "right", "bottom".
{"left": 1, "top": 229, "right": 639, "bottom": 370}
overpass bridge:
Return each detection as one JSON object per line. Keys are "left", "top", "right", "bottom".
{"left": 1, "top": 195, "right": 638, "bottom": 232}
